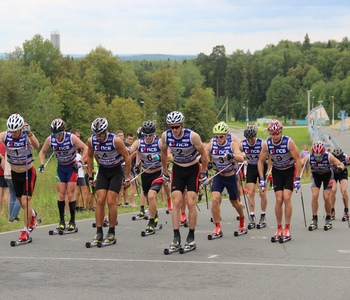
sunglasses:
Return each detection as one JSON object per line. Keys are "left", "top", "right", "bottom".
{"left": 54, "top": 132, "right": 63, "bottom": 137}
{"left": 143, "top": 133, "right": 153, "bottom": 137}
{"left": 314, "top": 154, "right": 323, "bottom": 159}
{"left": 214, "top": 135, "right": 225, "bottom": 139}
{"left": 96, "top": 132, "right": 106, "bottom": 137}
{"left": 169, "top": 125, "right": 181, "bottom": 130}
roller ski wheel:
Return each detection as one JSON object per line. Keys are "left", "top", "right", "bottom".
{"left": 279, "top": 236, "right": 292, "bottom": 243}
{"left": 210, "top": 217, "right": 222, "bottom": 223}
{"left": 59, "top": 227, "right": 78, "bottom": 235}
{"left": 166, "top": 209, "right": 172, "bottom": 214}
{"left": 97, "top": 239, "right": 117, "bottom": 248}
{"left": 179, "top": 242, "right": 196, "bottom": 254}
{"left": 248, "top": 223, "right": 256, "bottom": 230}
{"left": 180, "top": 221, "right": 188, "bottom": 227}
{"left": 233, "top": 228, "right": 248, "bottom": 236}
{"left": 141, "top": 224, "right": 163, "bottom": 236}
{"left": 257, "top": 222, "right": 266, "bottom": 229}
{"left": 49, "top": 229, "right": 63, "bottom": 235}
{"left": 207, "top": 232, "right": 223, "bottom": 240}
{"left": 342, "top": 214, "right": 349, "bottom": 222}
{"left": 271, "top": 236, "right": 281, "bottom": 243}
{"left": 236, "top": 215, "right": 240, "bottom": 221}
{"left": 85, "top": 241, "right": 99, "bottom": 248}
{"left": 10, "top": 237, "right": 33, "bottom": 247}
{"left": 164, "top": 242, "right": 181, "bottom": 255}
{"left": 132, "top": 214, "right": 148, "bottom": 221}
{"left": 29, "top": 218, "right": 42, "bottom": 232}
{"left": 92, "top": 221, "right": 109, "bottom": 228}
{"left": 324, "top": 223, "right": 332, "bottom": 231}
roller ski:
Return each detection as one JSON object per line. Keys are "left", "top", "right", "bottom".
{"left": 257, "top": 214, "right": 267, "bottom": 229}
{"left": 164, "top": 241, "right": 181, "bottom": 255}
{"left": 132, "top": 211, "right": 148, "bottom": 221}
{"left": 141, "top": 224, "right": 163, "bottom": 236}
{"left": 59, "top": 223, "right": 78, "bottom": 235}
{"left": 166, "top": 198, "right": 173, "bottom": 214}
{"left": 247, "top": 214, "right": 256, "bottom": 230}
{"left": 324, "top": 219, "right": 332, "bottom": 231}
{"left": 97, "top": 232, "right": 117, "bottom": 247}
{"left": 92, "top": 216, "right": 109, "bottom": 228}
{"left": 234, "top": 216, "right": 248, "bottom": 236}
{"left": 208, "top": 225, "right": 223, "bottom": 240}
{"left": 49, "top": 221, "right": 66, "bottom": 235}
{"left": 279, "top": 224, "right": 291, "bottom": 243}
{"left": 308, "top": 219, "right": 318, "bottom": 231}
{"left": 10, "top": 230, "right": 32, "bottom": 247}
{"left": 179, "top": 241, "right": 196, "bottom": 254}
{"left": 330, "top": 209, "right": 335, "bottom": 221}
{"left": 271, "top": 224, "right": 283, "bottom": 243}
{"left": 85, "top": 232, "right": 103, "bottom": 248}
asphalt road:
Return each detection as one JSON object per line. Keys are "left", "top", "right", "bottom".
{"left": 0, "top": 184, "right": 350, "bottom": 300}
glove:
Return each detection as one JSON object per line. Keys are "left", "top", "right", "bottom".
{"left": 267, "top": 174, "right": 272, "bottom": 181}
{"left": 162, "top": 173, "right": 170, "bottom": 183}
{"left": 38, "top": 164, "right": 44, "bottom": 173}
{"left": 88, "top": 177, "right": 94, "bottom": 185}
{"left": 133, "top": 164, "right": 140, "bottom": 174}
{"left": 259, "top": 178, "right": 266, "bottom": 191}
{"left": 72, "top": 162, "right": 81, "bottom": 173}
{"left": 153, "top": 154, "right": 160, "bottom": 161}
{"left": 226, "top": 153, "right": 234, "bottom": 160}
{"left": 123, "top": 178, "right": 131, "bottom": 185}
{"left": 24, "top": 124, "right": 31, "bottom": 134}
{"left": 336, "top": 166, "right": 344, "bottom": 172}
{"left": 294, "top": 177, "right": 301, "bottom": 191}
{"left": 208, "top": 162, "right": 214, "bottom": 170}
{"left": 199, "top": 176, "right": 210, "bottom": 186}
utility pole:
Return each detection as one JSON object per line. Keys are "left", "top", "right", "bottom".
{"left": 307, "top": 90, "right": 312, "bottom": 129}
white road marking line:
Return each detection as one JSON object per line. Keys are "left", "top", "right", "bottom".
{"left": 207, "top": 255, "right": 218, "bottom": 259}
{"left": 1, "top": 256, "right": 350, "bottom": 270}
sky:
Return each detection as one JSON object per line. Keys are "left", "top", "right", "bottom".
{"left": 1, "top": 0, "right": 350, "bottom": 56}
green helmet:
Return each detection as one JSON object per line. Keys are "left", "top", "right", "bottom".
{"left": 213, "top": 121, "right": 229, "bottom": 134}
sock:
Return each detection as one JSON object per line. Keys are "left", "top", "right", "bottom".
{"left": 97, "top": 227, "right": 103, "bottom": 234}
{"left": 345, "top": 208, "right": 349, "bottom": 214}
{"left": 69, "top": 201, "right": 76, "bottom": 223}
{"left": 140, "top": 205, "right": 145, "bottom": 213}
{"left": 108, "top": 227, "right": 115, "bottom": 234}
{"left": 312, "top": 215, "right": 318, "bottom": 221}
{"left": 58, "top": 201, "right": 65, "bottom": 222}
{"left": 215, "top": 222, "right": 221, "bottom": 227}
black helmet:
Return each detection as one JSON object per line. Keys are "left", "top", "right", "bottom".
{"left": 136, "top": 127, "right": 144, "bottom": 139}
{"left": 244, "top": 125, "right": 257, "bottom": 139}
{"left": 142, "top": 120, "right": 155, "bottom": 134}
{"left": 332, "top": 147, "right": 344, "bottom": 160}
{"left": 51, "top": 118, "right": 66, "bottom": 133}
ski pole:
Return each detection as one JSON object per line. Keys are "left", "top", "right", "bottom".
{"left": 239, "top": 177, "right": 250, "bottom": 218}
{"left": 297, "top": 162, "right": 307, "bottom": 227}
{"left": 44, "top": 152, "right": 55, "bottom": 168}
{"left": 204, "top": 184, "right": 209, "bottom": 210}
{"left": 25, "top": 136, "right": 29, "bottom": 230}
{"left": 130, "top": 162, "right": 158, "bottom": 183}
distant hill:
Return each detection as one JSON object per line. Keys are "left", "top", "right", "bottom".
{"left": 0, "top": 53, "right": 197, "bottom": 61}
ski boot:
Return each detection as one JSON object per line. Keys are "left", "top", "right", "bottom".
{"left": 86, "top": 232, "right": 103, "bottom": 248}
{"left": 248, "top": 214, "right": 256, "bottom": 229}
{"left": 234, "top": 216, "right": 248, "bottom": 236}
{"left": 257, "top": 213, "right": 267, "bottom": 229}
{"left": 164, "top": 239, "right": 181, "bottom": 255}
{"left": 132, "top": 211, "right": 148, "bottom": 221}
{"left": 342, "top": 212, "right": 349, "bottom": 222}
{"left": 208, "top": 224, "right": 223, "bottom": 240}
{"left": 179, "top": 241, "right": 196, "bottom": 254}
{"left": 198, "top": 193, "right": 203, "bottom": 202}
{"left": 29, "top": 210, "right": 41, "bottom": 232}
{"left": 330, "top": 209, "right": 335, "bottom": 221}
{"left": 141, "top": 224, "right": 155, "bottom": 236}
{"left": 180, "top": 212, "right": 188, "bottom": 227}
{"left": 279, "top": 224, "right": 291, "bottom": 243}
{"left": 98, "top": 232, "right": 116, "bottom": 247}
{"left": 166, "top": 198, "right": 173, "bottom": 214}
{"left": 271, "top": 224, "right": 283, "bottom": 243}
{"left": 66, "top": 222, "right": 76, "bottom": 231}
{"left": 56, "top": 221, "right": 66, "bottom": 231}
{"left": 308, "top": 219, "right": 318, "bottom": 231}
{"left": 11, "top": 230, "right": 32, "bottom": 247}
{"left": 324, "top": 219, "right": 332, "bottom": 231}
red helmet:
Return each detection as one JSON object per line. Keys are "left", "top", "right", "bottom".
{"left": 268, "top": 119, "right": 283, "bottom": 134}
{"left": 312, "top": 142, "right": 325, "bottom": 155}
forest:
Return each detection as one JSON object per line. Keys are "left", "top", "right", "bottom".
{"left": 1, "top": 33, "right": 350, "bottom": 144}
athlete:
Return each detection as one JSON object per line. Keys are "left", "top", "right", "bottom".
{"left": 240, "top": 125, "right": 269, "bottom": 228}
{"left": 161, "top": 111, "right": 208, "bottom": 252}
{"left": 0, "top": 114, "right": 40, "bottom": 242}
{"left": 206, "top": 121, "right": 245, "bottom": 238}
{"left": 258, "top": 119, "right": 301, "bottom": 242}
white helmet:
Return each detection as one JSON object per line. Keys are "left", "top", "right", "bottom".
{"left": 91, "top": 117, "right": 108, "bottom": 134}
{"left": 7, "top": 113, "right": 24, "bottom": 131}
{"left": 51, "top": 118, "right": 66, "bottom": 133}
{"left": 166, "top": 111, "right": 184, "bottom": 125}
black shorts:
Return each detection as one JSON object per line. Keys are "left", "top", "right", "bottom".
{"left": 77, "top": 177, "right": 86, "bottom": 186}
{"left": 11, "top": 166, "right": 37, "bottom": 197}
{"left": 141, "top": 170, "right": 162, "bottom": 196}
{"left": 246, "top": 163, "right": 267, "bottom": 184}
{"left": 171, "top": 163, "right": 200, "bottom": 193}
{"left": 95, "top": 165, "right": 123, "bottom": 193}
{"left": 333, "top": 169, "right": 348, "bottom": 182}
{"left": 311, "top": 172, "right": 333, "bottom": 190}
{"left": 272, "top": 165, "right": 295, "bottom": 192}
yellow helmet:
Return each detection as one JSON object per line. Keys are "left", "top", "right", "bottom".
{"left": 213, "top": 121, "right": 229, "bottom": 134}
